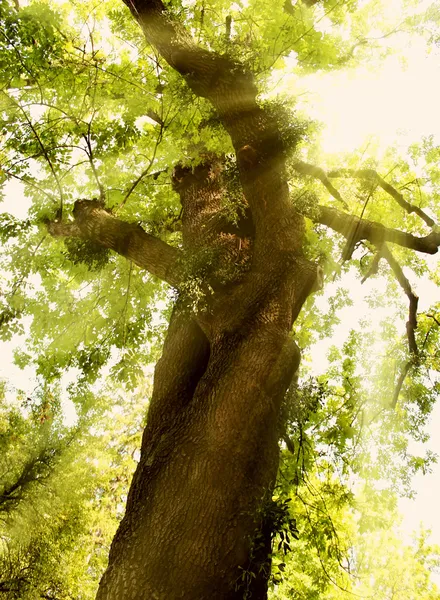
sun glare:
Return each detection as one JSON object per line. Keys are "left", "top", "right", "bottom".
{"left": 297, "top": 41, "right": 440, "bottom": 155}
{"left": 292, "top": 32, "right": 440, "bottom": 566}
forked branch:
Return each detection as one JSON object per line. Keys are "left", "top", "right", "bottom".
{"left": 312, "top": 205, "right": 440, "bottom": 254}
{"left": 120, "top": 0, "right": 304, "bottom": 246}
{"left": 292, "top": 161, "right": 349, "bottom": 209}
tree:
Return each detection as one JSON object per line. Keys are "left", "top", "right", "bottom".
{"left": 1, "top": 0, "right": 440, "bottom": 598}
{"left": 0, "top": 377, "right": 149, "bottom": 599}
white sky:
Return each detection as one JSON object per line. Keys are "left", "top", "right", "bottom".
{"left": 297, "top": 38, "right": 440, "bottom": 155}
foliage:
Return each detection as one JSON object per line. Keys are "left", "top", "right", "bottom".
{"left": 0, "top": 0, "right": 440, "bottom": 596}
{"left": 0, "top": 377, "right": 148, "bottom": 598}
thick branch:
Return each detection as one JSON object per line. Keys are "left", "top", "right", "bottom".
{"left": 121, "top": 0, "right": 257, "bottom": 117}
{"left": 312, "top": 205, "right": 440, "bottom": 254}
{"left": 328, "top": 168, "right": 435, "bottom": 228}
{"left": 379, "top": 243, "right": 419, "bottom": 408}
{"left": 47, "top": 200, "right": 182, "bottom": 287}
{"left": 121, "top": 0, "right": 305, "bottom": 256}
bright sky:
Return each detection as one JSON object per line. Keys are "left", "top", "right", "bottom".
{"left": 298, "top": 38, "right": 440, "bottom": 155}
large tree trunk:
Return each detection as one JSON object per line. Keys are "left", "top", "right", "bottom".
{"left": 45, "top": 0, "right": 320, "bottom": 595}
{"left": 93, "top": 158, "right": 315, "bottom": 599}
{"left": 42, "top": 0, "right": 440, "bottom": 593}
{"left": 85, "top": 0, "right": 318, "bottom": 595}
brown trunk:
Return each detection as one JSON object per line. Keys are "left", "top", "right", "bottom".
{"left": 95, "top": 159, "right": 313, "bottom": 599}
{"left": 37, "top": 0, "right": 440, "bottom": 594}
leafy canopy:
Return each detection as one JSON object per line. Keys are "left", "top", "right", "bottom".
{"left": 0, "top": 0, "right": 440, "bottom": 597}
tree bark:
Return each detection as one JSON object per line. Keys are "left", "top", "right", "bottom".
{"left": 92, "top": 149, "right": 312, "bottom": 598}
{"left": 47, "top": 199, "right": 183, "bottom": 287}
{"left": 312, "top": 205, "right": 440, "bottom": 254}
{"left": 46, "top": 0, "right": 440, "bottom": 590}
{"left": 46, "top": 154, "right": 314, "bottom": 597}
{"left": 48, "top": 0, "right": 440, "bottom": 596}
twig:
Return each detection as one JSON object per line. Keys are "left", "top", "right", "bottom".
{"left": 2, "top": 91, "right": 65, "bottom": 215}
{"left": 82, "top": 130, "right": 105, "bottom": 201}
{"left": 118, "top": 128, "right": 163, "bottom": 209}
{"left": 426, "top": 313, "right": 440, "bottom": 327}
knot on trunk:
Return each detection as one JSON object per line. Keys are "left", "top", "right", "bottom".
{"left": 73, "top": 198, "right": 107, "bottom": 222}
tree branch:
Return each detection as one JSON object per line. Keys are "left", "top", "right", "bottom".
{"left": 47, "top": 200, "right": 182, "bottom": 287}
{"left": 376, "top": 244, "right": 419, "bottom": 408}
{"left": 426, "top": 313, "right": 440, "bottom": 328}
{"left": 361, "top": 248, "right": 382, "bottom": 283}
{"left": 292, "top": 161, "right": 349, "bottom": 209}
{"left": 391, "top": 360, "right": 412, "bottom": 409}
{"left": 0, "top": 445, "right": 60, "bottom": 513}
{"left": 82, "top": 129, "right": 105, "bottom": 201}
{"left": 312, "top": 205, "right": 440, "bottom": 254}
{"left": 121, "top": 0, "right": 256, "bottom": 117}
{"left": 3, "top": 91, "right": 65, "bottom": 215}
{"left": 120, "top": 0, "right": 305, "bottom": 253}
{"left": 328, "top": 168, "right": 436, "bottom": 228}
{"left": 119, "top": 128, "right": 162, "bottom": 209}
{"left": 381, "top": 244, "right": 418, "bottom": 356}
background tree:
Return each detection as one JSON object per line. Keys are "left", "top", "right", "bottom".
{"left": 1, "top": 0, "right": 440, "bottom": 598}
{"left": 0, "top": 376, "right": 153, "bottom": 599}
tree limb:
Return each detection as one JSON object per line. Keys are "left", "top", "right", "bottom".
{"left": 391, "top": 360, "right": 412, "bottom": 409}
{"left": 312, "top": 205, "right": 440, "bottom": 254}
{"left": 2, "top": 91, "right": 65, "bottom": 215}
{"left": 328, "top": 168, "right": 436, "bottom": 228}
{"left": 361, "top": 248, "right": 382, "bottom": 283}
{"left": 426, "top": 313, "right": 440, "bottom": 328}
{"left": 376, "top": 243, "right": 419, "bottom": 408}
{"left": 292, "top": 161, "right": 349, "bottom": 209}
{"left": 120, "top": 0, "right": 305, "bottom": 251}
{"left": 47, "top": 199, "right": 182, "bottom": 287}
{"left": 381, "top": 244, "right": 418, "bottom": 356}
{"left": 0, "top": 446, "right": 60, "bottom": 513}
{"left": 82, "top": 130, "right": 105, "bottom": 201}
{"left": 121, "top": 0, "right": 257, "bottom": 119}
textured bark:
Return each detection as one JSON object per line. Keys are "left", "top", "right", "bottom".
{"left": 44, "top": 1, "right": 439, "bottom": 596}
{"left": 47, "top": 199, "right": 183, "bottom": 287}
{"left": 78, "top": 1, "right": 317, "bottom": 597}
{"left": 93, "top": 150, "right": 311, "bottom": 598}
{"left": 96, "top": 304, "right": 303, "bottom": 600}
{"left": 121, "top": 0, "right": 305, "bottom": 258}
{"left": 37, "top": 0, "right": 440, "bottom": 594}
